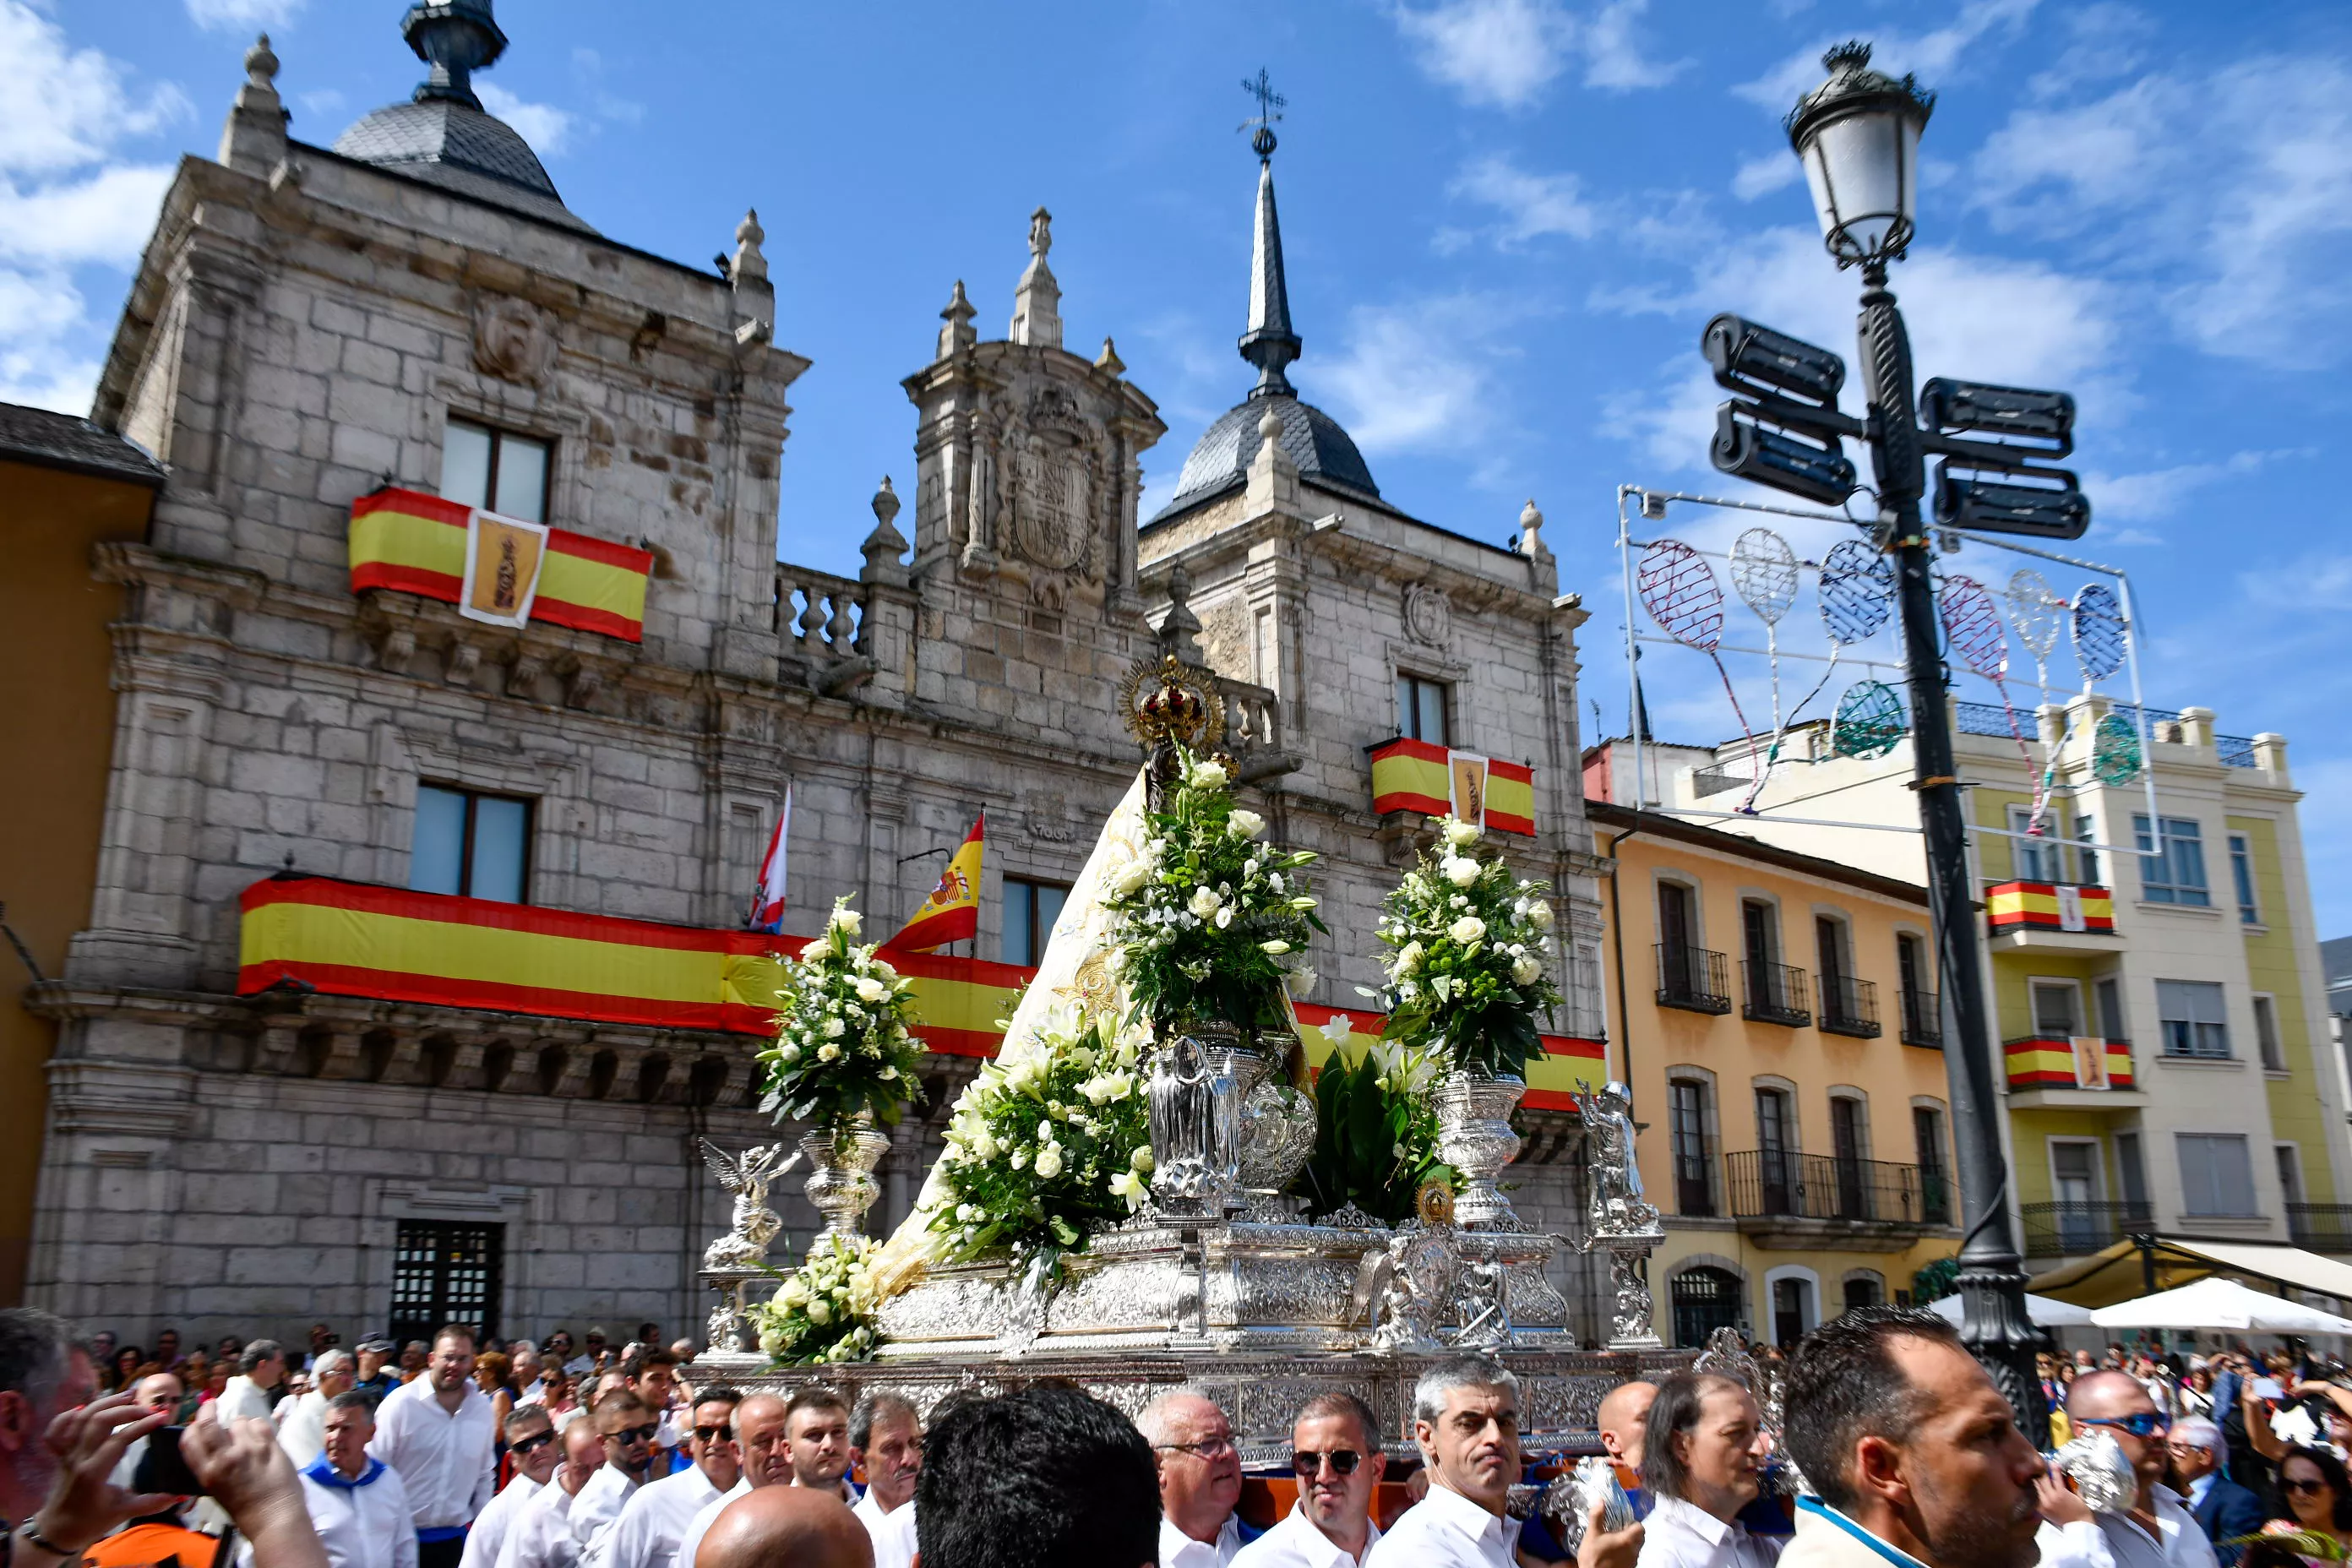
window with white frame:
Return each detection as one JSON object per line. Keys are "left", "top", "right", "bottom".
{"left": 2230, "top": 833, "right": 2260, "bottom": 924}
{"left": 2134, "top": 815, "right": 2211, "bottom": 906}
{"left": 441, "top": 417, "right": 552, "bottom": 523}
{"left": 2157, "top": 980, "right": 2230, "bottom": 1059}
{"left": 2253, "top": 994, "right": 2285, "bottom": 1071}
{"left": 2176, "top": 1133, "right": 2257, "bottom": 1216}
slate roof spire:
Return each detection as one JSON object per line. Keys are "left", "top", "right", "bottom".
{"left": 1237, "top": 71, "right": 1300, "bottom": 400}
{"left": 402, "top": 1, "right": 508, "bottom": 112}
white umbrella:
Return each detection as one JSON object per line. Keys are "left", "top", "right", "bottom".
{"left": 2088, "top": 1276, "right": 2352, "bottom": 1334}
{"left": 1929, "top": 1292, "right": 2098, "bottom": 1329}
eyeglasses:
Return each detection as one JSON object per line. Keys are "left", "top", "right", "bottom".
{"left": 694, "top": 1424, "right": 736, "bottom": 1443}
{"left": 1292, "top": 1449, "right": 1364, "bottom": 1477}
{"left": 509, "top": 1432, "right": 556, "bottom": 1456}
{"left": 2285, "top": 1479, "right": 2333, "bottom": 1496}
{"left": 1155, "top": 1437, "right": 1237, "bottom": 1461}
{"left": 608, "top": 1424, "right": 661, "bottom": 1446}
{"left": 2082, "top": 1413, "right": 2170, "bottom": 1439}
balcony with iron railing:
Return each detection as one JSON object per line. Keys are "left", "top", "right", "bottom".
{"left": 2289, "top": 1205, "right": 2352, "bottom": 1253}
{"left": 1741, "top": 961, "right": 1810, "bottom": 1028}
{"left": 1819, "top": 975, "right": 1882, "bottom": 1038}
{"left": 1724, "top": 1151, "right": 1942, "bottom": 1250}
{"left": 2019, "top": 1200, "right": 2153, "bottom": 1258}
{"left": 1657, "top": 945, "right": 1733, "bottom": 1015}
{"left": 1899, "top": 987, "right": 1941, "bottom": 1048}
{"left": 1954, "top": 700, "right": 2260, "bottom": 769}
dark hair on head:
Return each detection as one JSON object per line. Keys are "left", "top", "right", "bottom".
{"left": 0, "top": 1308, "right": 83, "bottom": 1407}
{"left": 596, "top": 1388, "right": 651, "bottom": 1424}
{"left": 785, "top": 1384, "right": 850, "bottom": 1422}
{"left": 1780, "top": 1305, "right": 1963, "bottom": 1513}
{"left": 433, "top": 1324, "right": 477, "bottom": 1350}
{"left": 326, "top": 1390, "right": 378, "bottom": 1417}
{"left": 504, "top": 1405, "right": 553, "bottom": 1438}
{"left": 693, "top": 1385, "right": 745, "bottom": 1409}
{"left": 620, "top": 1347, "right": 679, "bottom": 1380}
{"left": 852, "top": 1391, "right": 922, "bottom": 1451}
{"left": 2280, "top": 1446, "right": 2352, "bottom": 1531}
{"left": 916, "top": 1385, "right": 1157, "bottom": 1568}
{"left": 239, "top": 1338, "right": 286, "bottom": 1375}
{"left": 1296, "top": 1391, "right": 1383, "bottom": 1452}
{"left": 1641, "top": 1371, "right": 1755, "bottom": 1501}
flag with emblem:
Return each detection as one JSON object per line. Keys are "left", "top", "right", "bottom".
{"left": 749, "top": 786, "right": 792, "bottom": 933}
{"left": 886, "top": 814, "right": 985, "bottom": 953}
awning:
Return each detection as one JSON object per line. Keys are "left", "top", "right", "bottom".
{"left": 2088, "top": 1277, "right": 2352, "bottom": 1334}
{"left": 2029, "top": 1234, "right": 2352, "bottom": 1308}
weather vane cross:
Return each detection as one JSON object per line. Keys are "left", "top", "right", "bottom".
{"left": 1239, "top": 68, "right": 1285, "bottom": 155}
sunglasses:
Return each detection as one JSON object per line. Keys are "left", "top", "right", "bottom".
{"left": 1154, "top": 1436, "right": 1237, "bottom": 1461}
{"left": 2082, "top": 1413, "right": 2170, "bottom": 1439}
{"left": 1293, "top": 1449, "right": 1364, "bottom": 1477}
{"left": 2285, "top": 1479, "right": 2334, "bottom": 1496}
{"left": 510, "top": 1431, "right": 556, "bottom": 1456}
{"left": 608, "top": 1424, "right": 661, "bottom": 1446}
{"left": 694, "top": 1424, "right": 735, "bottom": 1443}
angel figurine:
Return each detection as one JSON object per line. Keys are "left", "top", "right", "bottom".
{"left": 700, "top": 1140, "right": 801, "bottom": 1270}
{"left": 1574, "top": 1081, "right": 1662, "bottom": 1236}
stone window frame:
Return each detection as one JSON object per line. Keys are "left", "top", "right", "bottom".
{"left": 369, "top": 722, "right": 589, "bottom": 907}
{"left": 364, "top": 1180, "right": 539, "bottom": 1348}
{"left": 430, "top": 374, "right": 591, "bottom": 535}
{"left": 1384, "top": 641, "right": 1473, "bottom": 753}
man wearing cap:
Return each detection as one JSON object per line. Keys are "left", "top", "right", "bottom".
{"left": 356, "top": 1337, "right": 402, "bottom": 1402}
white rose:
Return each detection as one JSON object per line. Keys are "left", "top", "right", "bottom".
{"left": 1260, "top": 939, "right": 1290, "bottom": 956}
{"left": 1189, "top": 886, "right": 1222, "bottom": 919}
{"left": 1228, "top": 809, "right": 1266, "bottom": 839}
{"left": 823, "top": 1016, "right": 846, "bottom": 1038}
{"left": 1448, "top": 915, "right": 1486, "bottom": 945}
{"left": 1034, "top": 1146, "right": 1064, "bottom": 1179}
{"left": 1285, "top": 966, "right": 1318, "bottom": 998}
{"left": 781, "top": 1044, "right": 802, "bottom": 1063}
{"left": 1529, "top": 901, "right": 1555, "bottom": 929}
{"left": 757, "top": 1328, "right": 784, "bottom": 1356}
{"left": 1442, "top": 857, "right": 1481, "bottom": 888}
{"left": 1130, "top": 1146, "right": 1155, "bottom": 1173}
{"left": 807, "top": 1299, "right": 831, "bottom": 1326}
{"left": 1511, "top": 956, "right": 1543, "bottom": 986}
{"left": 854, "top": 977, "right": 888, "bottom": 1003}
{"left": 1189, "top": 760, "right": 1228, "bottom": 790}
{"left": 1396, "top": 939, "right": 1424, "bottom": 973}
{"left": 1109, "top": 859, "right": 1152, "bottom": 898}
{"left": 819, "top": 1043, "right": 841, "bottom": 1062}
{"left": 1214, "top": 906, "right": 1233, "bottom": 929}
{"left": 829, "top": 906, "right": 863, "bottom": 935}
{"left": 1444, "top": 819, "right": 1484, "bottom": 848}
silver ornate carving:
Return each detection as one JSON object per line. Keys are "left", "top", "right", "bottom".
{"left": 1404, "top": 583, "right": 1452, "bottom": 646}
{"left": 802, "top": 1113, "right": 890, "bottom": 1244}
{"left": 2057, "top": 1429, "right": 2137, "bottom": 1515}
{"left": 698, "top": 1138, "right": 803, "bottom": 1363}
{"left": 1236, "top": 1075, "right": 1317, "bottom": 1218}
{"left": 1438, "top": 1070, "right": 1526, "bottom": 1230}
{"left": 1599, "top": 1239, "right": 1663, "bottom": 1349}
{"left": 1452, "top": 1238, "right": 1513, "bottom": 1351}
{"left": 1574, "top": 1081, "right": 1662, "bottom": 1236}
{"left": 1543, "top": 1456, "right": 1636, "bottom": 1554}
{"left": 1148, "top": 1029, "right": 1242, "bottom": 1217}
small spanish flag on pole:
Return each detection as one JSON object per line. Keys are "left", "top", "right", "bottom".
{"left": 885, "top": 814, "right": 985, "bottom": 953}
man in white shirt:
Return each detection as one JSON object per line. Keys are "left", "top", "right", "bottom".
{"left": 1234, "top": 1391, "right": 1387, "bottom": 1568}
{"left": 540, "top": 1391, "right": 658, "bottom": 1568}
{"left": 285, "top": 1391, "right": 419, "bottom": 1568}
{"left": 1633, "top": 1371, "right": 1783, "bottom": 1568}
{"left": 370, "top": 1325, "right": 499, "bottom": 1568}
{"left": 672, "top": 1394, "right": 788, "bottom": 1568}
{"left": 2038, "top": 1373, "right": 2219, "bottom": 1568}
{"left": 847, "top": 1392, "right": 920, "bottom": 1568}
{"left": 460, "top": 1407, "right": 562, "bottom": 1568}
{"left": 212, "top": 1339, "right": 286, "bottom": 1427}
{"left": 501, "top": 1424, "right": 607, "bottom": 1568}
{"left": 595, "top": 1386, "right": 741, "bottom": 1568}
{"left": 1366, "top": 1358, "right": 1523, "bottom": 1568}
{"left": 1141, "top": 1389, "right": 1246, "bottom": 1568}
{"left": 1773, "top": 1306, "right": 2056, "bottom": 1568}
{"left": 280, "top": 1350, "right": 356, "bottom": 1467}
{"left": 781, "top": 1388, "right": 856, "bottom": 1500}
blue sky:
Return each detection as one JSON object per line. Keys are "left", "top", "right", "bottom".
{"left": 12, "top": 0, "right": 2352, "bottom": 931}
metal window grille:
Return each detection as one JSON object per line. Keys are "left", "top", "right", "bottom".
{"left": 389, "top": 1220, "right": 504, "bottom": 1348}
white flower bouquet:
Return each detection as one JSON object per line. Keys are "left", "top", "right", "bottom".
{"left": 925, "top": 1004, "right": 1153, "bottom": 1267}
{"left": 1101, "top": 749, "right": 1324, "bottom": 1030}
{"left": 1372, "top": 816, "right": 1562, "bottom": 1080}
{"left": 758, "top": 896, "right": 927, "bottom": 1133}
{"left": 752, "top": 1233, "right": 877, "bottom": 1366}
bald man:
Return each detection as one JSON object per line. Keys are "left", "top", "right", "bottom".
{"left": 1598, "top": 1382, "right": 1658, "bottom": 1483}
{"left": 673, "top": 1395, "right": 790, "bottom": 1568}
{"left": 2036, "top": 1369, "right": 2211, "bottom": 1568}
{"left": 692, "top": 1484, "right": 870, "bottom": 1568}
{"left": 499, "top": 1423, "right": 607, "bottom": 1568}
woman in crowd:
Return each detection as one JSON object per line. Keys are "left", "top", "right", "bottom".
{"left": 475, "top": 1349, "right": 519, "bottom": 1436}
{"left": 175, "top": 1350, "right": 212, "bottom": 1421}
{"left": 106, "top": 1345, "right": 144, "bottom": 1393}
{"left": 2182, "top": 1365, "right": 2217, "bottom": 1418}
{"left": 2262, "top": 1447, "right": 2352, "bottom": 1564}
{"left": 538, "top": 1364, "right": 583, "bottom": 1432}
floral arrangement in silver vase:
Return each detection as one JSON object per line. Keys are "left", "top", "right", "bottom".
{"left": 751, "top": 1233, "right": 878, "bottom": 1366}
{"left": 757, "top": 896, "right": 926, "bottom": 1135}
{"left": 1370, "top": 817, "right": 1560, "bottom": 1081}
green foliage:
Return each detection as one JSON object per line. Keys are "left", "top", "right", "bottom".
{"left": 1911, "top": 1255, "right": 1960, "bottom": 1303}
{"left": 757, "top": 897, "right": 927, "bottom": 1133}
{"left": 1293, "top": 1040, "right": 1451, "bottom": 1226}
{"left": 926, "top": 1005, "right": 1153, "bottom": 1268}
{"left": 1374, "top": 819, "right": 1562, "bottom": 1079}
{"left": 1102, "top": 749, "right": 1325, "bottom": 1030}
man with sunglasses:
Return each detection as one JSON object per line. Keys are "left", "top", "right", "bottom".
{"left": 1232, "top": 1392, "right": 1387, "bottom": 1568}
{"left": 2166, "top": 1418, "right": 2262, "bottom": 1566}
{"left": 2039, "top": 1372, "right": 2219, "bottom": 1568}
{"left": 596, "top": 1387, "right": 743, "bottom": 1568}
{"left": 460, "top": 1409, "right": 561, "bottom": 1568}
{"left": 1141, "top": 1390, "right": 1252, "bottom": 1568}
{"left": 672, "top": 1395, "right": 789, "bottom": 1568}
{"left": 507, "top": 1391, "right": 660, "bottom": 1568}
{"left": 501, "top": 1423, "right": 607, "bottom": 1568}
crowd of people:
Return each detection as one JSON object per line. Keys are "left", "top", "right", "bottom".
{"left": 11, "top": 1304, "right": 2352, "bottom": 1568}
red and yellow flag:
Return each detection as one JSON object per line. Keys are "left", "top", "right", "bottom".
{"left": 1368, "top": 739, "right": 1536, "bottom": 836}
{"left": 348, "top": 487, "right": 655, "bottom": 641}
{"left": 886, "top": 814, "right": 985, "bottom": 953}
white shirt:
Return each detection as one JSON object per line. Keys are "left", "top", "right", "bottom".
{"left": 672, "top": 1478, "right": 750, "bottom": 1568}
{"left": 502, "top": 1476, "right": 585, "bottom": 1568}
{"left": 595, "top": 1463, "right": 725, "bottom": 1568}
{"left": 265, "top": 1461, "right": 420, "bottom": 1568}
{"left": 853, "top": 1491, "right": 915, "bottom": 1568}
{"left": 460, "top": 1475, "right": 542, "bottom": 1568}
{"left": 371, "top": 1378, "right": 499, "bottom": 1529}
{"left": 1637, "top": 1494, "right": 1787, "bottom": 1568}
{"left": 214, "top": 1375, "right": 279, "bottom": 1426}
{"left": 1162, "top": 1513, "right": 1245, "bottom": 1568}
{"left": 2034, "top": 1489, "right": 2219, "bottom": 1568}
{"left": 1364, "top": 1482, "right": 1522, "bottom": 1568}
{"left": 1233, "top": 1501, "right": 1383, "bottom": 1568}
{"left": 564, "top": 1464, "right": 641, "bottom": 1568}
{"left": 280, "top": 1389, "right": 331, "bottom": 1466}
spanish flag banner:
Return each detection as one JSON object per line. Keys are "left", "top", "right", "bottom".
{"left": 1367, "top": 738, "right": 1536, "bottom": 837}
{"left": 1985, "top": 880, "right": 2115, "bottom": 935}
{"left": 885, "top": 814, "right": 985, "bottom": 953}
{"left": 348, "top": 487, "right": 656, "bottom": 642}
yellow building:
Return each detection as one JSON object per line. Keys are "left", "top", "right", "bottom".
{"left": 1587, "top": 792, "right": 1960, "bottom": 1347}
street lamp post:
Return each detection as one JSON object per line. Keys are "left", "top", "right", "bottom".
{"left": 1701, "top": 42, "right": 2095, "bottom": 1443}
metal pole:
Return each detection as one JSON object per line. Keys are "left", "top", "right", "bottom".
{"left": 1856, "top": 261, "right": 2050, "bottom": 1444}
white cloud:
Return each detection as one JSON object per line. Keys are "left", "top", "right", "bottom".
{"left": 1449, "top": 155, "right": 1598, "bottom": 244}
{"left": 0, "top": 164, "right": 174, "bottom": 266}
{"left": 2080, "top": 450, "right": 2295, "bottom": 524}
{"left": 476, "top": 84, "right": 574, "bottom": 158}
{"left": 1731, "top": 153, "right": 1800, "bottom": 201}
{"left": 1581, "top": 0, "right": 1689, "bottom": 90}
{"left": 0, "top": 269, "right": 99, "bottom": 411}
{"left": 1391, "top": 0, "right": 1681, "bottom": 109}
{"left": 1318, "top": 292, "right": 1531, "bottom": 479}
{"left": 1735, "top": 0, "right": 2042, "bottom": 115}
{"left": 185, "top": 0, "right": 305, "bottom": 28}
{"left": 298, "top": 88, "right": 345, "bottom": 119}
{"left": 0, "top": 1, "right": 188, "bottom": 177}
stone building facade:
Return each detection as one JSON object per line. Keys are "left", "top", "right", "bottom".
{"left": 25, "top": 9, "right": 1611, "bottom": 1346}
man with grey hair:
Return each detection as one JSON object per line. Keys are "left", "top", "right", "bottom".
{"left": 280, "top": 1349, "right": 357, "bottom": 1467}
{"left": 2169, "top": 1416, "right": 2262, "bottom": 1564}
{"left": 847, "top": 1391, "right": 920, "bottom": 1568}
{"left": 1233, "top": 1391, "right": 1386, "bottom": 1568}
{"left": 1141, "top": 1389, "right": 1249, "bottom": 1568}
{"left": 0, "top": 1306, "right": 101, "bottom": 1535}
{"left": 214, "top": 1338, "right": 287, "bottom": 1428}
{"left": 1366, "top": 1358, "right": 1522, "bottom": 1568}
